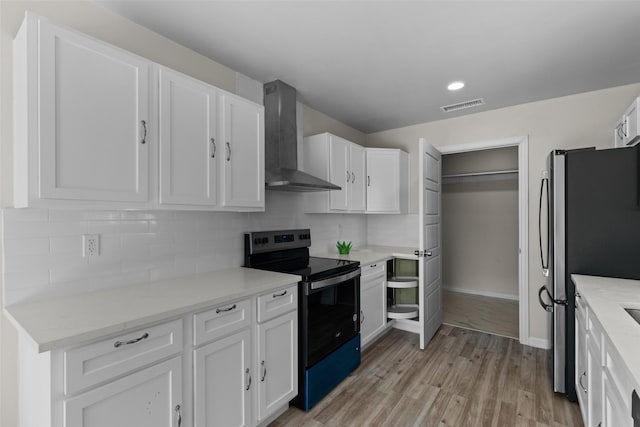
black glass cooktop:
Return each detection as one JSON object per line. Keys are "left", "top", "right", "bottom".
{"left": 250, "top": 255, "right": 359, "bottom": 282}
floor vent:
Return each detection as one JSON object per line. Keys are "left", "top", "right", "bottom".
{"left": 441, "top": 98, "right": 485, "bottom": 113}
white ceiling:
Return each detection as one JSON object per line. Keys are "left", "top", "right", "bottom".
{"left": 96, "top": 1, "right": 640, "bottom": 134}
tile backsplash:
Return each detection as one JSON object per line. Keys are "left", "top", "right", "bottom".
{"left": 2, "top": 192, "right": 367, "bottom": 305}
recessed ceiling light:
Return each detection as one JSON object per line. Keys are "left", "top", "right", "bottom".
{"left": 447, "top": 81, "right": 465, "bottom": 91}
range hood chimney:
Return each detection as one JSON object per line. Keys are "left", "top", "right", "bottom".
{"left": 264, "top": 80, "right": 340, "bottom": 192}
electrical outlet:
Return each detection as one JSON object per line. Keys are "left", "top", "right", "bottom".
{"left": 83, "top": 234, "right": 100, "bottom": 257}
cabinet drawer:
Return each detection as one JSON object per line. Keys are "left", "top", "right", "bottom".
{"left": 587, "top": 311, "right": 604, "bottom": 356}
{"left": 257, "top": 285, "right": 298, "bottom": 323}
{"left": 575, "top": 292, "right": 587, "bottom": 324}
{"left": 194, "top": 299, "right": 251, "bottom": 346}
{"left": 361, "top": 261, "right": 385, "bottom": 279}
{"left": 64, "top": 319, "right": 183, "bottom": 395}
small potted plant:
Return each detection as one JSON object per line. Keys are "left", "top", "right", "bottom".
{"left": 336, "top": 241, "right": 352, "bottom": 254}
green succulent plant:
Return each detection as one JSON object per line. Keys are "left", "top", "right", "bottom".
{"left": 336, "top": 241, "right": 352, "bottom": 254}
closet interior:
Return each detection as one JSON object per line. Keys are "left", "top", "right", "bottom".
{"left": 441, "top": 146, "right": 520, "bottom": 339}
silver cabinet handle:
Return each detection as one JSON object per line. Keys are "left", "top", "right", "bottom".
{"left": 367, "top": 176, "right": 371, "bottom": 186}
{"left": 226, "top": 142, "right": 231, "bottom": 161}
{"left": 210, "top": 138, "right": 216, "bottom": 158}
{"left": 426, "top": 251, "right": 433, "bottom": 256}
{"left": 370, "top": 264, "right": 377, "bottom": 268}
{"left": 579, "top": 371, "right": 587, "bottom": 393}
{"left": 140, "top": 120, "right": 147, "bottom": 145}
{"left": 175, "top": 404, "right": 182, "bottom": 427}
{"left": 260, "top": 360, "right": 267, "bottom": 382}
{"left": 114, "top": 332, "right": 149, "bottom": 348}
{"left": 216, "top": 303, "right": 236, "bottom": 314}
{"left": 245, "top": 368, "right": 252, "bottom": 390}
{"left": 361, "top": 310, "right": 365, "bottom": 324}
{"left": 273, "top": 290, "right": 287, "bottom": 298}
{"left": 352, "top": 172, "right": 355, "bottom": 183}
{"left": 346, "top": 170, "right": 351, "bottom": 183}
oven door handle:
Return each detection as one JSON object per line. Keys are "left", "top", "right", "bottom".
{"left": 307, "top": 269, "right": 361, "bottom": 291}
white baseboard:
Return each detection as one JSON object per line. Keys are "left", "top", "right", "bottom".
{"left": 443, "top": 285, "right": 518, "bottom": 301}
{"left": 526, "top": 336, "right": 550, "bottom": 349}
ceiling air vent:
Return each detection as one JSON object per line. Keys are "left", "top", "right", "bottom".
{"left": 441, "top": 98, "right": 485, "bottom": 113}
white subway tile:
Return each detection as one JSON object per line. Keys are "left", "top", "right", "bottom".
{"left": 3, "top": 238, "right": 50, "bottom": 256}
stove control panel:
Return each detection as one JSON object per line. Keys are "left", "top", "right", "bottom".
{"left": 245, "top": 229, "right": 311, "bottom": 254}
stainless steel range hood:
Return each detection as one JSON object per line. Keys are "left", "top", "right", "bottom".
{"left": 264, "top": 80, "right": 340, "bottom": 192}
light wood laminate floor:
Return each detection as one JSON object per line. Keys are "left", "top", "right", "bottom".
{"left": 270, "top": 326, "right": 582, "bottom": 427}
{"left": 443, "top": 290, "right": 519, "bottom": 339}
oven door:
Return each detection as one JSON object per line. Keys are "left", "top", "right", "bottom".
{"left": 301, "top": 268, "right": 360, "bottom": 368}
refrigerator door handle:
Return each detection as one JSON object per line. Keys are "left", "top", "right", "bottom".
{"left": 538, "top": 285, "right": 554, "bottom": 312}
{"left": 539, "top": 173, "right": 550, "bottom": 277}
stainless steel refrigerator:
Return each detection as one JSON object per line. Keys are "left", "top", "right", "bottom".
{"left": 538, "top": 146, "right": 640, "bottom": 401}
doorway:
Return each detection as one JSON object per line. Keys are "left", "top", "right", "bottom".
{"left": 436, "top": 137, "right": 529, "bottom": 344}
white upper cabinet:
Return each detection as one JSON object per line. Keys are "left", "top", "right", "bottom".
{"left": 349, "top": 143, "right": 367, "bottom": 212}
{"left": 366, "top": 148, "right": 409, "bottom": 214}
{"left": 221, "top": 94, "right": 265, "bottom": 210}
{"left": 13, "top": 12, "right": 265, "bottom": 211}
{"left": 614, "top": 97, "right": 640, "bottom": 148}
{"left": 14, "top": 12, "right": 149, "bottom": 208}
{"left": 303, "top": 132, "right": 366, "bottom": 213}
{"left": 158, "top": 67, "right": 218, "bottom": 207}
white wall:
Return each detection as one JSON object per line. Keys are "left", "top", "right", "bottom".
{"left": 0, "top": 2, "right": 366, "bottom": 425}
{"left": 365, "top": 82, "right": 640, "bottom": 344}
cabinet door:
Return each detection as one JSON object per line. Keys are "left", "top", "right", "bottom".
{"left": 256, "top": 311, "right": 298, "bottom": 423}
{"left": 576, "top": 311, "right": 588, "bottom": 422}
{"left": 349, "top": 143, "right": 366, "bottom": 212}
{"left": 360, "top": 272, "right": 386, "bottom": 346}
{"left": 38, "top": 19, "right": 149, "bottom": 203}
{"left": 587, "top": 337, "right": 603, "bottom": 427}
{"left": 329, "top": 135, "right": 349, "bottom": 211}
{"left": 367, "top": 150, "right": 399, "bottom": 212}
{"left": 64, "top": 357, "right": 182, "bottom": 427}
{"left": 604, "top": 373, "right": 631, "bottom": 427}
{"left": 221, "top": 94, "right": 264, "bottom": 209}
{"left": 194, "top": 329, "right": 252, "bottom": 427}
{"left": 159, "top": 68, "right": 218, "bottom": 206}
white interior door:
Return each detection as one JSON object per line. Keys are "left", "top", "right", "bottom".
{"left": 418, "top": 138, "right": 442, "bottom": 350}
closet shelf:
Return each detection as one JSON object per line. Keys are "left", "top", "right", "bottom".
{"left": 442, "top": 169, "right": 518, "bottom": 184}
{"left": 387, "top": 304, "right": 419, "bottom": 319}
{"left": 387, "top": 277, "right": 419, "bottom": 288}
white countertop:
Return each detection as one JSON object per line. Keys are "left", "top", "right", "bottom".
{"left": 572, "top": 274, "right": 640, "bottom": 391}
{"left": 313, "top": 245, "right": 417, "bottom": 266}
{"left": 4, "top": 267, "right": 300, "bottom": 353}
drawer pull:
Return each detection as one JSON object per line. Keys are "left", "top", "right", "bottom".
{"left": 113, "top": 332, "right": 149, "bottom": 348}
{"left": 175, "top": 404, "right": 182, "bottom": 427}
{"left": 245, "top": 368, "right": 252, "bottom": 390}
{"left": 273, "top": 290, "right": 288, "bottom": 298}
{"left": 261, "top": 360, "right": 267, "bottom": 382}
{"left": 215, "top": 304, "right": 237, "bottom": 314}
{"left": 579, "top": 371, "right": 587, "bottom": 393}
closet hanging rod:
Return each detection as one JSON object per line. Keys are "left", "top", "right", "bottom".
{"left": 442, "top": 169, "right": 519, "bottom": 179}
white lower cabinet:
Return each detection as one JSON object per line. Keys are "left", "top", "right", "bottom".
{"left": 65, "top": 356, "right": 183, "bottom": 427}
{"left": 16, "top": 286, "right": 298, "bottom": 427}
{"left": 194, "top": 329, "right": 252, "bottom": 427}
{"left": 360, "top": 262, "right": 387, "bottom": 348}
{"left": 575, "top": 287, "right": 634, "bottom": 427}
{"left": 256, "top": 311, "right": 298, "bottom": 423}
